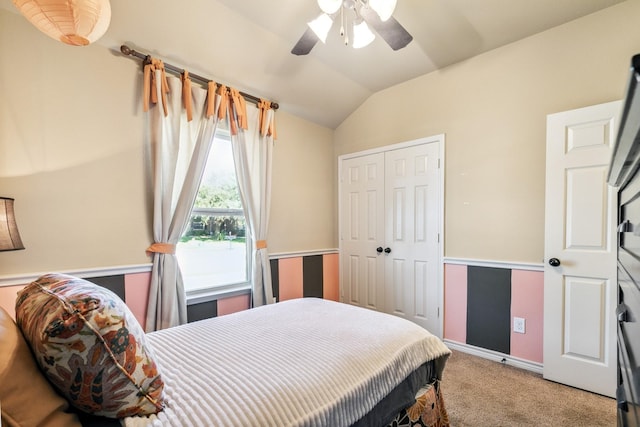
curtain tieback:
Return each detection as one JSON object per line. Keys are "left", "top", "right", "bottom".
{"left": 146, "top": 242, "right": 176, "bottom": 256}
{"left": 256, "top": 240, "right": 267, "bottom": 250}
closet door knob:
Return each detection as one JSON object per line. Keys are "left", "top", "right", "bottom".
{"left": 376, "top": 247, "right": 384, "bottom": 253}
{"left": 384, "top": 247, "right": 391, "bottom": 254}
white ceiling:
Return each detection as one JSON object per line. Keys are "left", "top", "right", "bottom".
{"left": 2, "top": 0, "right": 627, "bottom": 128}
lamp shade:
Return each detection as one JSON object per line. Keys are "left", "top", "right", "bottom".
{"left": 12, "top": 0, "right": 111, "bottom": 46}
{"left": 0, "top": 198, "right": 25, "bottom": 251}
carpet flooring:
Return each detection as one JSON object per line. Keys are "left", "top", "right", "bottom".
{"left": 439, "top": 350, "right": 616, "bottom": 426}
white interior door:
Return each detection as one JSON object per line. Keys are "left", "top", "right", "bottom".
{"left": 339, "top": 137, "right": 443, "bottom": 337}
{"left": 340, "top": 153, "right": 386, "bottom": 310}
{"left": 543, "top": 100, "right": 621, "bottom": 397}
{"left": 384, "top": 143, "right": 441, "bottom": 335}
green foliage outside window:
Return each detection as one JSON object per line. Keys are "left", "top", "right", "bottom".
{"left": 195, "top": 183, "right": 242, "bottom": 209}
{"left": 181, "top": 183, "right": 246, "bottom": 243}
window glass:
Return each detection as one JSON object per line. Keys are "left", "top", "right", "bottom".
{"left": 176, "top": 130, "right": 249, "bottom": 295}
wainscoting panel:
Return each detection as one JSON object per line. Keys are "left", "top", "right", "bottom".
{"left": 275, "top": 253, "right": 339, "bottom": 302}
{"left": 443, "top": 261, "right": 544, "bottom": 365}
{"left": 124, "top": 272, "right": 152, "bottom": 330}
{"left": 187, "top": 300, "right": 217, "bottom": 323}
{"left": 278, "top": 257, "right": 304, "bottom": 300}
{"left": 466, "top": 266, "right": 512, "bottom": 354}
{"left": 0, "top": 252, "right": 340, "bottom": 329}
{"left": 443, "top": 264, "right": 467, "bottom": 343}
{"left": 88, "top": 275, "right": 126, "bottom": 301}
{"left": 0, "top": 273, "right": 148, "bottom": 327}
{"left": 302, "top": 255, "right": 324, "bottom": 298}
{"left": 270, "top": 259, "right": 280, "bottom": 301}
{"left": 510, "top": 270, "right": 544, "bottom": 362}
{"left": 323, "top": 254, "right": 339, "bottom": 301}
{"left": 188, "top": 252, "right": 339, "bottom": 321}
{"left": 217, "top": 294, "right": 251, "bottom": 316}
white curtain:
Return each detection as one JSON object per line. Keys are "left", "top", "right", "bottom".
{"left": 142, "top": 59, "right": 276, "bottom": 329}
{"left": 144, "top": 62, "right": 222, "bottom": 331}
{"left": 231, "top": 101, "right": 276, "bottom": 307}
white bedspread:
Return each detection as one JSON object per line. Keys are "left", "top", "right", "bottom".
{"left": 123, "top": 298, "right": 450, "bottom": 427}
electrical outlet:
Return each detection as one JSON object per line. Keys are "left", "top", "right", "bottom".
{"left": 513, "top": 317, "right": 526, "bottom": 334}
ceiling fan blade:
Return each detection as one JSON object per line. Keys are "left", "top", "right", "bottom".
{"left": 291, "top": 28, "right": 320, "bottom": 55}
{"left": 360, "top": 7, "right": 413, "bottom": 51}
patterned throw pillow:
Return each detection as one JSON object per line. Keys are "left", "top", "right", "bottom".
{"left": 15, "top": 273, "right": 165, "bottom": 418}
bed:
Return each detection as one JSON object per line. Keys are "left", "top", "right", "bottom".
{"left": 2, "top": 274, "right": 451, "bottom": 427}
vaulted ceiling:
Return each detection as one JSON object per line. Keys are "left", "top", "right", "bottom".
{"left": 1, "top": 0, "right": 627, "bottom": 128}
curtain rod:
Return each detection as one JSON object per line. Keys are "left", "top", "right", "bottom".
{"left": 120, "top": 45, "right": 279, "bottom": 110}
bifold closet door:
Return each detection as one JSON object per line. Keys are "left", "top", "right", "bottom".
{"left": 340, "top": 141, "right": 441, "bottom": 335}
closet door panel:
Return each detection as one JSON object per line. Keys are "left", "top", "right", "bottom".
{"left": 339, "top": 153, "right": 385, "bottom": 311}
{"left": 384, "top": 144, "right": 440, "bottom": 331}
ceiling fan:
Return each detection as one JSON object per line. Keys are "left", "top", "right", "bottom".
{"left": 291, "top": 0, "right": 413, "bottom": 55}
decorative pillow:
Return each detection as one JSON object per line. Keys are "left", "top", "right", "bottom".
{"left": 0, "top": 305, "right": 82, "bottom": 427}
{"left": 15, "top": 273, "right": 165, "bottom": 418}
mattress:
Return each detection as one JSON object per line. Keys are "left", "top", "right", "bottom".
{"left": 122, "top": 298, "right": 451, "bottom": 427}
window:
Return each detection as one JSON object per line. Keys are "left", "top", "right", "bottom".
{"left": 176, "top": 129, "right": 249, "bottom": 297}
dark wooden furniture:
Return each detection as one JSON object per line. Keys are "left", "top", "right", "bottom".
{"left": 608, "top": 53, "right": 640, "bottom": 427}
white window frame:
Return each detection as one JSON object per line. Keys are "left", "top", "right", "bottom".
{"left": 180, "top": 132, "right": 252, "bottom": 304}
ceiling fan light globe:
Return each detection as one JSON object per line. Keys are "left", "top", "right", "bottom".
{"left": 369, "top": 0, "right": 397, "bottom": 21}
{"left": 317, "top": 0, "right": 341, "bottom": 14}
{"left": 352, "top": 21, "right": 375, "bottom": 48}
{"left": 308, "top": 13, "right": 334, "bottom": 43}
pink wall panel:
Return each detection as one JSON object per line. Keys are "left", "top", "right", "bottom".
{"left": 124, "top": 272, "right": 151, "bottom": 331}
{"left": 443, "top": 263, "right": 467, "bottom": 343}
{"left": 323, "top": 253, "right": 339, "bottom": 301}
{"left": 510, "top": 269, "right": 544, "bottom": 363}
{"left": 217, "top": 294, "right": 251, "bottom": 316}
{"left": 278, "top": 257, "right": 303, "bottom": 301}
{"left": 0, "top": 285, "right": 25, "bottom": 319}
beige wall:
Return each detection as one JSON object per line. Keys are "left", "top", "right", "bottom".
{"left": 0, "top": 8, "right": 335, "bottom": 277}
{"left": 4, "top": 1, "right": 640, "bottom": 276}
{"left": 334, "top": 1, "right": 640, "bottom": 263}
{"left": 269, "top": 113, "right": 335, "bottom": 254}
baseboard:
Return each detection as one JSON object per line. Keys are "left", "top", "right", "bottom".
{"left": 444, "top": 339, "right": 543, "bottom": 375}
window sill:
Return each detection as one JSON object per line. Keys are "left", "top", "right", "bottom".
{"left": 186, "top": 284, "right": 251, "bottom": 305}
